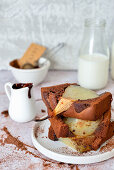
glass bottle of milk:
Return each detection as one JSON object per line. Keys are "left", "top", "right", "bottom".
{"left": 111, "top": 41, "right": 114, "bottom": 80}
{"left": 78, "top": 19, "right": 109, "bottom": 90}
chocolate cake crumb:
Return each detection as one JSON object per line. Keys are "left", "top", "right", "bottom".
{"left": 41, "top": 109, "right": 46, "bottom": 113}
{"left": 57, "top": 162, "right": 64, "bottom": 168}
{"left": 58, "top": 162, "right": 79, "bottom": 169}
{"left": 58, "top": 162, "right": 64, "bottom": 165}
{"left": 1, "top": 110, "right": 9, "bottom": 117}
{"left": 68, "top": 164, "right": 79, "bottom": 170}
{"left": 68, "top": 164, "right": 75, "bottom": 169}
{"left": 43, "top": 162, "right": 51, "bottom": 167}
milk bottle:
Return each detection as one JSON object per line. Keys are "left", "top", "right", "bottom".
{"left": 78, "top": 19, "right": 109, "bottom": 90}
{"left": 111, "top": 41, "right": 114, "bottom": 80}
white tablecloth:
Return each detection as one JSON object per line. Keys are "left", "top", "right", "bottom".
{"left": 0, "top": 70, "right": 114, "bottom": 170}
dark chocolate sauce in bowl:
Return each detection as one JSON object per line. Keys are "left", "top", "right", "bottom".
{"left": 12, "top": 83, "right": 33, "bottom": 98}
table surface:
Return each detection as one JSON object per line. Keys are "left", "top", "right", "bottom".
{"left": 0, "top": 70, "right": 114, "bottom": 170}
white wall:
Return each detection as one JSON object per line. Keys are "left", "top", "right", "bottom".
{"left": 0, "top": 0, "right": 114, "bottom": 70}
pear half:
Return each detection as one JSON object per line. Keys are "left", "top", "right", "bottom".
{"left": 53, "top": 85, "right": 98, "bottom": 116}
{"left": 59, "top": 117, "right": 102, "bottom": 153}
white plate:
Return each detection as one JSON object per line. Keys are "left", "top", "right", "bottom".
{"left": 32, "top": 101, "right": 114, "bottom": 164}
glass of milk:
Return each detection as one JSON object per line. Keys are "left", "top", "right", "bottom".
{"left": 78, "top": 18, "right": 109, "bottom": 90}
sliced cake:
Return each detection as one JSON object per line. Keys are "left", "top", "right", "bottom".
{"left": 41, "top": 84, "right": 112, "bottom": 121}
{"left": 41, "top": 83, "right": 113, "bottom": 153}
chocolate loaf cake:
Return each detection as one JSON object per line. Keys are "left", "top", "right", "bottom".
{"left": 41, "top": 83, "right": 113, "bottom": 153}
{"left": 48, "top": 109, "right": 113, "bottom": 152}
{"left": 41, "top": 83, "right": 112, "bottom": 121}
{"left": 62, "top": 92, "right": 112, "bottom": 121}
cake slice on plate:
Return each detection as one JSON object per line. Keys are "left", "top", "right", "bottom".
{"left": 41, "top": 84, "right": 112, "bottom": 120}
{"left": 41, "top": 83, "right": 113, "bottom": 153}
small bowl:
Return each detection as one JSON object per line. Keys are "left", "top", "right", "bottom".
{"left": 9, "top": 57, "right": 50, "bottom": 85}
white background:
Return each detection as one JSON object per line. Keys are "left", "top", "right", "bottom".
{"left": 0, "top": 0, "right": 114, "bottom": 70}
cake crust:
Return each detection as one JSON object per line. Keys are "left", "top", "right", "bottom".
{"left": 48, "top": 126, "right": 58, "bottom": 141}
{"left": 48, "top": 109, "right": 75, "bottom": 138}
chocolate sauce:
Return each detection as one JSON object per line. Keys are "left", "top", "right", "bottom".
{"left": 34, "top": 65, "right": 40, "bottom": 69}
{"left": 10, "top": 59, "right": 40, "bottom": 69}
{"left": 28, "top": 84, "right": 33, "bottom": 98}
{"left": 1, "top": 110, "right": 9, "bottom": 117}
{"left": 10, "top": 59, "right": 20, "bottom": 68}
{"left": 12, "top": 83, "right": 33, "bottom": 98}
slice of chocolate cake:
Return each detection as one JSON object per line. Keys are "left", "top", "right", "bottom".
{"left": 61, "top": 92, "right": 112, "bottom": 121}
{"left": 41, "top": 83, "right": 113, "bottom": 153}
{"left": 41, "top": 84, "right": 112, "bottom": 121}
{"left": 48, "top": 109, "right": 113, "bottom": 153}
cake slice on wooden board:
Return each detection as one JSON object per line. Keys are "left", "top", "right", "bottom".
{"left": 41, "top": 84, "right": 112, "bottom": 121}
{"left": 18, "top": 43, "right": 46, "bottom": 69}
